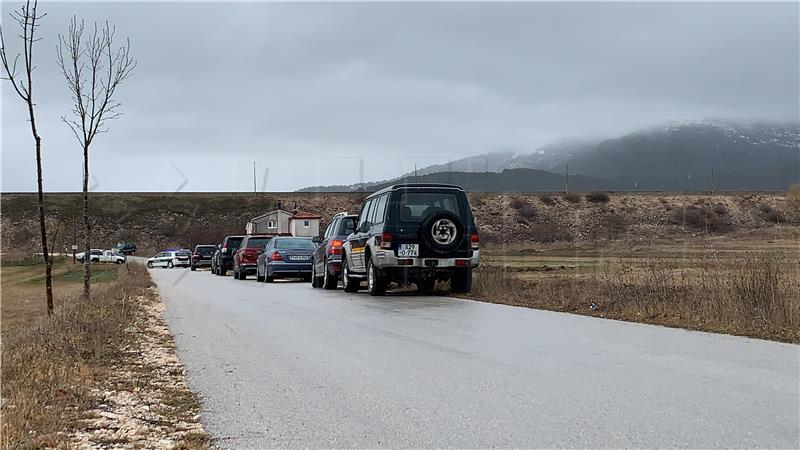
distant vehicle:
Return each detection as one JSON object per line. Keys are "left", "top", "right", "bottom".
{"left": 211, "top": 235, "right": 245, "bottom": 276}
{"left": 311, "top": 212, "right": 357, "bottom": 290}
{"left": 115, "top": 241, "right": 137, "bottom": 255}
{"left": 233, "top": 235, "right": 274, "bottom": 280}
{"left": 341, "top": 183, "right": 479, "bottom": 295}
{"left": 146, "top": 250, "right": 191, "bottom": 269}
{"left": 190, "top": 245, "right": 216, "bottom": 271}
{"left": 76, "top": 249, "right": 126, "bottom": 264}
{"left": 256, "top": 236, "right": 316, "bottom": 283}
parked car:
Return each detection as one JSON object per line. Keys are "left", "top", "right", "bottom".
{"left": 233, "top": 235, "right": 275, "bottom": 280}
{"left": 256, "top": 236, "right": 316, "bottom": 282}
{"left": 311, "top": 212, "right": 357, "bottom": 289}
{"left": 76, "top": 249, "right": 126, "bottom": 264}
{"left": 211, "top": 235, "right": 244, "bottom": 276}
{"left": 115, "top": 241, "right": 137, "bottom": 255}
{"left": 341, "top": 183, "right": 479, "bottom": 295}
{"left": 146, "top": 250, "right": 191, "bottom": 268}
{"left": 190, "top": 244, "right": 216, "bottom": 271}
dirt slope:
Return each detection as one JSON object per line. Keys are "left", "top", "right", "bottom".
{"left": 1, "top": 191, "right": 794, "bottom": 253}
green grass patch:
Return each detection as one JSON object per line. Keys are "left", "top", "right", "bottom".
{"left": 18, "top": 264, "right": 119, "bottom": 286}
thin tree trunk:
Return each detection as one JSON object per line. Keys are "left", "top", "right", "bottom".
{"left": 29, "top": 93, "right": 54, "bottom": 314}
{"left": 82, "top": 143, "right": 91, "bottom": 300}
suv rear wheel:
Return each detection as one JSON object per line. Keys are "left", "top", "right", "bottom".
{"left": 367, "top": 258, "right": 387, "bottom": 296}
{"left": 322, "top": 261, "right": 338, "bottom": 290}
{"left": 311, "top": 264, "right": 321, "bottom": 288}
{"left": 450, "top": 268, "right": 473, "bottom": 293}
{"left": 342, "top": 255, "right": 359, "bottom": 293}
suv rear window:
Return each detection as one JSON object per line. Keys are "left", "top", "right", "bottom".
{"left": 225, "top": 237, "right": 244, "bottom": 249}
{"left": 398, "top": 191, "right": 461, "bottom": 222}
{"left": 245, "top": 238, "right": 271, "bottom": 249}
{"left": 339, "top": 217, "right": 356, "bottom": 234}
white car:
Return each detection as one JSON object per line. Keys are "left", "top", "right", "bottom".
{"left": 147, "top": 250, "right": 191, "bottom": 269}
{"left": 76, "top": 249, "right": 126, "bottom": 264}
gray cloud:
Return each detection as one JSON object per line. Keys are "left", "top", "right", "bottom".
{"left": 2, "top": 1, "right": 798, "bottom": 191}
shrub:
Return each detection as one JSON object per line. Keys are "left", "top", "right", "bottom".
{"left": 538, "top": 194, "right": 556, "bottom": 206}
{"left": 787, "top": 184, "right": 800, "bottom": 222}
{"left": 603, "top": 213, "right": 628, "bottom": 238}
{"left": 518, "top": 204, "right": 537, "bottom": 219}
{"left": 530, "top": 223, "right": 572, "bottom": 243}
{"left": 760, "top": 203, "right": 786, "bottom": 223}
{"left": 510, "top": 197, "right": 529, "bottom": 210}
{"left": 586, "top": 192, "right": 610, "bottom": 203}
{"left": 671, "top": 204, "right": 733, "bottom": 233}
{"left": 712, "top": 204, "right": 727, "bottom": 215}
{"left": 563, "top": 193, "right": 581, "bottom": 203}
{"left": 708, "top": 214, "right": 734, "bottom": 233}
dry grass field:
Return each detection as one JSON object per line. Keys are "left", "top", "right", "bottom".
{"left": 1, "top": 257, "right": 119, "bottom": 333}
{"left": 470, "top": 230, "right": 800, "bottom": 342}
{"left": 1, "top": 261, "right": 209, "bottom": 449}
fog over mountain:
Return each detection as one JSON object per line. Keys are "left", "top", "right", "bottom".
{"left": 301, "top": 121, "right": 800, "bottom": 192}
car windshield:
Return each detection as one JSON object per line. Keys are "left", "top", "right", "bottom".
{"left": 246, "top": 238, "right": 272, "bottom": 248}
{"left": 398, "top": 191, "right": 461, "bottom": 222}
{"left": 275, "top": 238, "right": 316, "bottom": 250}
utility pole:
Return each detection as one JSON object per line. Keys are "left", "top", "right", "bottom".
{"left": 414, "top": 164, "right": 418, "bottom": 182}
{"left": 711, "top": 164, "right": 715, "bottom": 195}
{"left": 448, "top": 160, "right": 453, "bottom": 184}
{"left": 565, "top": 163, "right": 570, "bottom": 195}
{"left": 253, "top": 161, "right": 257, "bottom": 194}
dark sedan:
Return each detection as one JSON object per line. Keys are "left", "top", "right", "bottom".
{"left": 256, "top": 237, "right": 316, "bottom": 283}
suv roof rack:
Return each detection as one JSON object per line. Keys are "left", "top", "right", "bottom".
{"left": 369, "top": 183, "right": 464, "bottom": 198}
{"left": 331, "top": 211, "right": 350, "bottom": 220}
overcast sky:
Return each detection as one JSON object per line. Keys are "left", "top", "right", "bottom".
{"left": 2, "top": 1, "right": 798, "bottom": 192}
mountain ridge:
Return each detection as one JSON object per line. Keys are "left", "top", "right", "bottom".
{"left": 298, "top": 121, "right": 799, "bottom": 192}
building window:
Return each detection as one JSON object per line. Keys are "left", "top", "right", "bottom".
{"left": 303, "top": 220, "right": 310, "bottom": 227}
{"left": 267, "top": 220, "right": 277, "bottom": 229}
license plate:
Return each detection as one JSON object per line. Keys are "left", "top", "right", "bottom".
{"left": 397, "top": 244, "right": 419, "bottom": 257}
{"left": 288, "top": 255, "right": 308, "bottom": 261}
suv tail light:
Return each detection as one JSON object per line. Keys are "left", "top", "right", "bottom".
{"left": 470, "top": 233, "right": 480, "bottom": 250}
{"left": 270, "top": 251, "right": 283, "bottom": 262}
{"left": 329, "top": 239, "right": 344, "bottom": 255}
{"left": 379, "top": 232, "right": 392, "bottom": 250}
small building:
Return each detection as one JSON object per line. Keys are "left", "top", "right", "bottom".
{"left": 246, "top": 209, "right": 321, "bottom": 237}
{"left": 289, "top": 211, "right": 321, "bottom": 237}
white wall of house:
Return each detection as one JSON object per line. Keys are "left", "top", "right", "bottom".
{"left": 247, "top": 210, "right": 293, "bottom": 234}
{"left": 290, "top": 218, "right": 319, "bottom": 237}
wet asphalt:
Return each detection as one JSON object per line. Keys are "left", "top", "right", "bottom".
{"left": 148, "top": 267, "right": 799, "bottom": 449}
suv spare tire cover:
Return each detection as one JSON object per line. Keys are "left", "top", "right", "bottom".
{"left": 419, "top": 210, "right": 465, "bottom": 255}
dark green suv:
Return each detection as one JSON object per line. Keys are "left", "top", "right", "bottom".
{"left": 115, "top": 241, "right": 137, "bottom": 255}
{"left": 341, "top": 183, "right": 480, "bottom": 296}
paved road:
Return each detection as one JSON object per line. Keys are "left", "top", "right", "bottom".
{"left": 149, "top": 267, "right": 799, "bottom": 449}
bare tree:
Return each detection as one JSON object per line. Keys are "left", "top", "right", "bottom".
{"left": 0, "top": 0, "right": 54, "bottom": 314}
{"left": 57, "top": 17, "right": 135, "bottom": 300}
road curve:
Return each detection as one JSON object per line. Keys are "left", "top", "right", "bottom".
{"left": 148, "top": 267, "right": 799, "bottom": 449}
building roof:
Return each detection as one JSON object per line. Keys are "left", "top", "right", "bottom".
{"left": 292, "top": 211, "right": 321, "bottom": 219}
{"left": 249, "top": 209, "right": 293, "bottom": 222}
